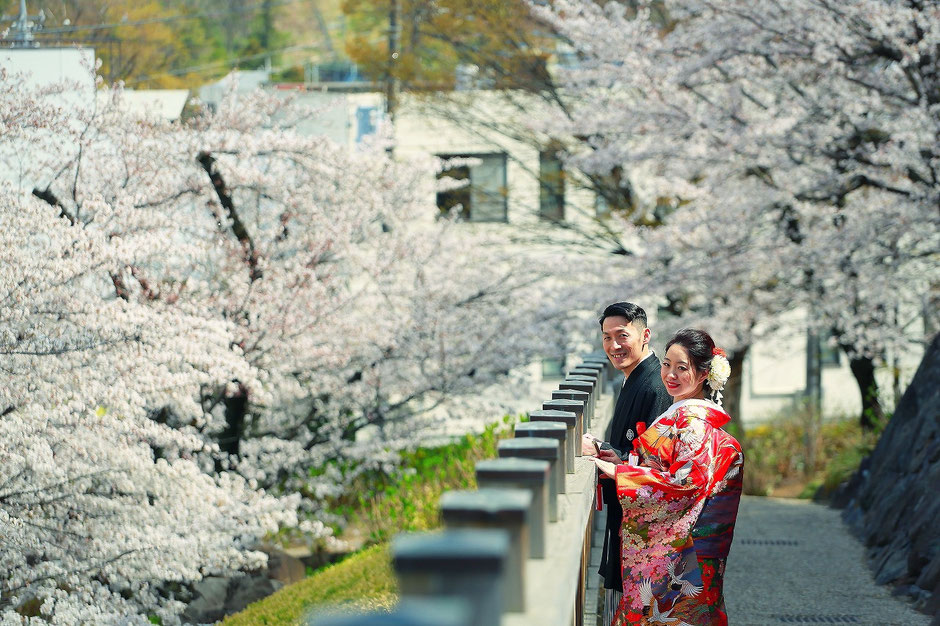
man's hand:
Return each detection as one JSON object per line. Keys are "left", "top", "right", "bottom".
{"left": 595, "top": 448, "right": 622, "bottom": 464}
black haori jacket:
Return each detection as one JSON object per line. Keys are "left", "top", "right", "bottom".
{"left": 598, "top": 353, "right": 673, "bottom": 591}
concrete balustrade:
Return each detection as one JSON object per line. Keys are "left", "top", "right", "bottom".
{"left": 504, "top": 378, "right": 613, "bottom": 626}
{"left": 497, "top": 437, "right": 561, "bottom": 522}
{"left": 528, "top": 409, "right": 577, "bottom": 472}
{"left": 541, "top": 399, "right": 585, "bottom": 450}
{"left": 440, "top": 489, "right": 532, "bottom": 613}
{"left": 351, "top": 355, "right": 615, "bottom": 626}
{"left": 475, "top": 458, "right": 551, "bottom": 558}
{"left": 392, "top": 529, "right": 509, "bottom": 626}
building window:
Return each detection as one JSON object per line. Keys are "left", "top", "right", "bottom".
{"left": 436, "top": 153, "right": 508, "bottom": 222}
{"left": 355, "top": 106, "right": 378, "bottom": 143}
{"left": 539, "top": 148, "right": 565, "bottom": 221}
{"left": 820, "top": 335, "right": 841, "bottom": 367}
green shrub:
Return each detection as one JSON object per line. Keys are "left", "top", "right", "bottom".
{"left": 742, "top": 404, "right": 884, "bottom": 498}
{"left": 351, "top": 414, "right": 517, "bottom": 543}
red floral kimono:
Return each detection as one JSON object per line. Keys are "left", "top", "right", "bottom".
{"left": 612, "top": 399, "right": 743, "bottom": 626}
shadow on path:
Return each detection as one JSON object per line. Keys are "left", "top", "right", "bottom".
{"left": 725, "top": 495, "right": 930, "bottom": 626}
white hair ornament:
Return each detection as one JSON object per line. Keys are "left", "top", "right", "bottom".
{"left": 707, "top": 347, "right": 731, "bottom": 405}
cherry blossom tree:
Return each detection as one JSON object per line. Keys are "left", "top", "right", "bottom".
{"left": 1, "top": 66, "right": 581, "bottom": 622}
{"left": 54, "top": 87, "right": 572, "bottom": 491}
{"left": 542, "top": 0, "right": 940, "bottom": 425}
{"left": 0, "top": 72, "right": 296, "bottom": 624}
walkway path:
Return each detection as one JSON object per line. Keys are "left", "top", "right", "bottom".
{"left": 724, "top": 496, "right": 928, "bottom": 625}
{"left": 588, "top": 495, "right": 930, "bottom": 625}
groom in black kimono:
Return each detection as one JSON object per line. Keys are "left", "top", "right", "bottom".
{"left": 595, "top": 302, "right": 672, "bottom": 619}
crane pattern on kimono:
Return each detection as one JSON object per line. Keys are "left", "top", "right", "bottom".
{"left": 639, "top": 578, "right": 697, "bottom": 626}
{"left": 666, "top": 559, "right": 703, "bottom": 597}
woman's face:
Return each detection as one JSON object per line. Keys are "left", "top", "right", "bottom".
{"left": 661, "top": 343, "right": 708, "bottom": 401}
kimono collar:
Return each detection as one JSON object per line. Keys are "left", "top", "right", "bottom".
{"left": 664, "top": 398, "right": 732, "bottom": 429}
{"left": 627, "top": 350, "right": 659, "bottom": 382}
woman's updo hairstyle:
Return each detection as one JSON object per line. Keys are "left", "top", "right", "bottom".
{"left": 664, "top": 328, "right": 717, "bottom": 398}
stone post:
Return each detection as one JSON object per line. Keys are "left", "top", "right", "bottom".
{"left": 514, "top": 420, "right": 567, "bottom": 488}
{"left": 568, "top": 368, "right": 600, "bottom": 391}
{"left": 475, "top": 458, "right": 550, "bottom": 558}
{"left": 542, "top": 399, "right": 584, "bottom": 452}
{"left": 497, "top": 437, "right": 561, "bottom": 522}
{"left": 565, "top": 375, "right": 598, "bottom": 424}
{"left": 392, "top": 529, "right": 508, "bottom": 626}
{"left": 554, "top": 386, "right": 592, "bottom": 427}
{"left": 580, "top": 353, "right": 610, "bottom": 386}
{"left": 575, "top": 360, "right": 604, "bottom": 375}
{"left": 528, "top": 409, "right": 577, "bottom": 472}
{"left": 440, "top": 488, "right": 532, "bottom": 613}
{"left": 573, "top": 362, "right": 604, "bottom": 396}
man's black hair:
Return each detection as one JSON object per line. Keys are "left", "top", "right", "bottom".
{"left": 599, "top": 302, "right": 648, "bottom": 329}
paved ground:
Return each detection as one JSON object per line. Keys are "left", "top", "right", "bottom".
{"left": 725, "top": 496, "right": 929, "bottom": 626}
{"left": 587, "top": 495, "right": 931, "bottom": 626}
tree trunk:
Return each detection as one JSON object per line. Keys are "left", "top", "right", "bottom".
{"left": 722, "top": 346, "right": 748, "bottom": 442}
{"left": 848, "top": 354, "right": 885, "bottom": 430}
{"left": 218, "top": 383, "right": 248, "bottom": 460}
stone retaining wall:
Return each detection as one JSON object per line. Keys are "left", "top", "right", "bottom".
{"left": 835, "top": 333, "right": 939, "bottom": 622}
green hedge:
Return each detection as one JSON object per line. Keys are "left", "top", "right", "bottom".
{"left": 742, "top": 406, "right": 884, "bottom": 497}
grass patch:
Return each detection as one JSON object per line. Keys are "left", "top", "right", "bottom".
{"left": 221, "top": 544, "right": 395, "bottom": 626}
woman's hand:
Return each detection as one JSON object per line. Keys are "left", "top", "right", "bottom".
{"left": 593, "top": 457, "right": 617, "bottom": 479}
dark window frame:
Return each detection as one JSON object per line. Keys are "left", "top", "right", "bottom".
{"left": 538, "top": 148, "right": 565, "bottom": 222}
{"left": 436, "top": 152, "right": 509, "bottom": 223}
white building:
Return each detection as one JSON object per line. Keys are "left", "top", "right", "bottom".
{"left": 1, "top": 46, "right": 188, "bottom": 192}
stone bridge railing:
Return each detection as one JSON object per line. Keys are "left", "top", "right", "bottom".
{"left": 309, "top": 353, "right": 617, "bottom": 626}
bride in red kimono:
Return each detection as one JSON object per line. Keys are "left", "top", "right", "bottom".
{"left": 592, "top": 329, "right": 744, "bottom": 626}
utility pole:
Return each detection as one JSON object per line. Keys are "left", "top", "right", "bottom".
{"left": 385, "top": 0, "right": 400, "bottom": 154}
{"left": 805, "top": 327, "right": 822, "bottom": 416}
{"left": 260, "top": 0, "right": 273, "bottom": 70}
{"left": 2, "top": 0, "right": 46, "bottom": 48}
{"left": 804, "top": 324, "right": 823, "bottom": 476}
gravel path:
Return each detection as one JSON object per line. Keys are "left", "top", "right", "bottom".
{"left": 724, "top": 495, "right": 930, "bottom": 626}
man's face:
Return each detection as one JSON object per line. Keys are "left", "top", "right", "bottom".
{"left": 602, "top": 316, "right": 650, "bottom": 374}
